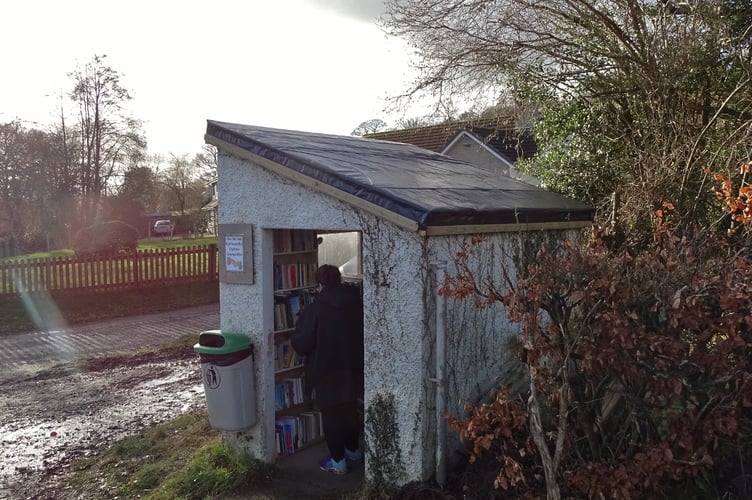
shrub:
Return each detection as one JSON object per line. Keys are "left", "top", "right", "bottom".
{"left": 444, "top": 211, "right": 752, "bottom": 499}
{"left": 73, "top": 220, "right": 139, "bottom": 255}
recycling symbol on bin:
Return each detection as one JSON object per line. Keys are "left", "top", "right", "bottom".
{"left": 205, "top": 365, "right": 221, "bottom": 389}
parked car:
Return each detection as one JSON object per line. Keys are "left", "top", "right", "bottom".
{"left": 153, "top": 220, "right": 174, "bottom": 235}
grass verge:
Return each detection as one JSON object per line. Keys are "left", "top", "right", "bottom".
{"left": 82, "top": 333, "right": 200, "bottom": 371}
{"left": 67, "top": 411, "right": 275, "bottom": 500}
{"left": 64, "top": 336, "right": 275, "bottom": 499}
{"left": 0, "top": 281, "right": 219, "bottom": 336}
{"left": 1, "top": 236, "right": 218, "bottom": 261}
{"left": 60, "top": 337, "right": 375, "bottom": 500}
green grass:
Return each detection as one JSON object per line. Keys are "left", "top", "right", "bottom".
{"left": 0, "top": 281, "right": 219, "bottom": 336}
{"left": 67, "top": 411, "right": 275, "bottom": 500}
{"left": 65, "top": 335, "right": 276, "bottom": 499}
{"left": 5, "top": 249, "right": 75, "bottom": 260}
{"left": 1, "top": 236, "right": 217, "bottom": 261}
{"left": 139, "top": 236, "right": 217, "bottom": 251}
{"left": 0, "top": 237, "right": 220, "bottom": 335}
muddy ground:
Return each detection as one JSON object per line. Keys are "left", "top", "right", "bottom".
{"left": 0, "top": 353, "right": 205, "bottom": 499}
{"left": 0, "top": 352, "right": 475, "bottom": 500}
{"left": 0, "top": 351, "right": 374, "bottom": 500}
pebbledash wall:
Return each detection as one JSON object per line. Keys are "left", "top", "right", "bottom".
{"left": 207, "top": 122, "right": 594, "bottom": 487}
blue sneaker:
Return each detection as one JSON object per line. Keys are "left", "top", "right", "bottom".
{"left": 345, "top": 447, "right": 363, "bottom": 462}
{"left": 319, "top": 456, "right": 347, "bottom": 475}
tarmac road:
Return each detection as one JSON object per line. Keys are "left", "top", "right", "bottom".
{"left": 0, "top": 303, "right": 220, "bottom": 368}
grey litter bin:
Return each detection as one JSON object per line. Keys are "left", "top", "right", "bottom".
{"left": 194, "top": 330, "right": 257, "bottom": 431}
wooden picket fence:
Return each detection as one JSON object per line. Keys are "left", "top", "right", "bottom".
{"left": 0, "top": 245, "right": 218, "bottom": 296}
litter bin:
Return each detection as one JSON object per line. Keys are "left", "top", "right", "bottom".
{"left": 194, "top": 330, "right": 257, "bottom": 431}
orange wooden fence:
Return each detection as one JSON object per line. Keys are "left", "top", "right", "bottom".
{"left": 0, "top": 245, "right": 218, "bottom": 295}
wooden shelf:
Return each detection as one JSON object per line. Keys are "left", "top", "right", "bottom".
{"left": 275, "top": 400, "right": 314, "bottom": 418}
{"left": 273, "top": 249, "right": 317, "bottom": 257}
{"left": 274, "top": 285, "right": 316, "bottom": 295}
{"left": 275, "top": 365, "right": 304, "bottom": 381}
{"left": 276, "top": 436, "right": 325, "bottom": 459}
{"left": 272, "top": 229, "right": 321, "bottom": 458}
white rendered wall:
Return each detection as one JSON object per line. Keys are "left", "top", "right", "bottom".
{"left": 424, "top": 229, "right": 581, "bottom": 471}
{"left": 444, "top": 140, "right": 511, "bottom": 175}
{"left": 216, "top": 152, "right": 431, "bottom": 485}
{"left": 444, "top": 141, "right": 540, "bottom": 186}
{"left": 216, "top": 149, "right": 576, "bottom": 486}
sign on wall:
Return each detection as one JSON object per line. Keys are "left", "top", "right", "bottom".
{"left": 218, "top": 224, "right": 254, "bottom": 284}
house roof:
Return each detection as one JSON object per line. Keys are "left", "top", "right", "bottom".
{"left": 205, "top": 120, "right": 594, "bottom": 234}
{"left": 364, "top": 117, "right": 537, "bottom": 164}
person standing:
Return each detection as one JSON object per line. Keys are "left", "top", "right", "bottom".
{"left": 291, "top": 264, "right": 364, "bottom": 475}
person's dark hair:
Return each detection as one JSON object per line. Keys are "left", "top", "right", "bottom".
{"left": 316, "top": 264, "right": 341, "bottom": 290}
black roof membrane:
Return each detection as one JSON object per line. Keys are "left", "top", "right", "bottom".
{"left": 205, "top": 120, "right": 595, "bottom": 230}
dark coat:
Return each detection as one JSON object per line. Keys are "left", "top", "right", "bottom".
{"left": 291, "top": 283, "right": 364, "bottom": 410}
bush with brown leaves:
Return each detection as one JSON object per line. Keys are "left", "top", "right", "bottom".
{"left": 444, "top": 211, "right": 752, "bottom": 499}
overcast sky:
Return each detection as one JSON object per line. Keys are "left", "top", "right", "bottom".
{"left": 0, "top": 0, "right": 421, "bottom": 157}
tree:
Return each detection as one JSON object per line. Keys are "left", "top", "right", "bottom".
{"left": 351, "top": 118, "right": 387, "bottom": 136}
{"left": 156, "top": 154, "right": 207, "bottom": 215}
{"left": 393, "top": 116, "right": 433, "bottom": 129}
{"left": 193, "top": 144, "right": 218, "bottom": 182}
{"left": 0, "top": 121, "right": 75, "bottom": 252}
{"left": 69, "top": 54, "right": 146, "bottom": 225}
{"left": 47, "top": 90, "right": 78, "bottom": 199}
{"left": 0, "top": 121, "right": 27, "bottom": 251}
{"left": 383, "top": 0, "right": 752, "bottom": 240}
{"left": 119, "top": 165, "right": 157, "bottom": 212}
{"left": 22, "top": 126, "right": 75, "bottom": 250}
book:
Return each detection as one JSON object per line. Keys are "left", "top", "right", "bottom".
{"left": 300, "top": 411, "right": 322, "bottom": 442}
{"left": 275, "top": 416, "right": 298, "bottom": 455}
{"left": 275, "top": 424, "right": 283, "bottom": 456}
{"left": 275, "top": 341, "right": 295, "bottom": 371}
{"left": 286, "top": 294, "right": 303, "bottom": 326}
{"left": 289, "top": 351, "right": 304, "bottom": 369}
{"left": 274, "top": 383, "right": 288, "bottom": 410}
{"left": 274, "top": 377, "right": 305, "bottom": 409}
{"left": 288, "top": 264, "right": 297, "bottom": 289}
{"left": 273, "top": 302, "right": 286, "bottom": 331}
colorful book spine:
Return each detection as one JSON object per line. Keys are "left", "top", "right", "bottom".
{"left": 274, "top": 411, "right": 323, "bottom": 456}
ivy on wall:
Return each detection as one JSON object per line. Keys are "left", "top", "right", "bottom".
{"left": 365, "top": 392, "right": 406, "bottom": 493}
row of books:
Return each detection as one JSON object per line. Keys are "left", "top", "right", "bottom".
{"left": 275, "top": 411, "right": 323, "bottom": 456}
{"left": 275, "top": 377, "right": 305, "bottom": 411}
{"left": 274, "top": 340, "right": 304, "bottom": 372}
{"left": 274, "top": 262, "right": 317, "bottom": 291}
{"left": 274, "top": 229, "right": 317, "bottom": 254}
{"left": 273, "top": 291, "right": 314, "bottom": 331}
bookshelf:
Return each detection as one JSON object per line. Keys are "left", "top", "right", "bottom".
{"left": 272, "top": 229, "right": 323, "bottom": 457}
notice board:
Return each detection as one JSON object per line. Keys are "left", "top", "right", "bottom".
{"left": 218, "top": 224, "right": 254, "bottom": 284}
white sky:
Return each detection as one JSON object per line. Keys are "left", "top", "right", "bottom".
{"left": 0, "top": 0, "right": 421, "bottom": 157}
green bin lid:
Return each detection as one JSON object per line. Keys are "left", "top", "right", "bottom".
{"left": 193, "top": 330, "right": 251, "bottom": 354}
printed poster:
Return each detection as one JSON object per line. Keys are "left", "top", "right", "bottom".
{"left": 225, "top": 235, "right": 244, "bottom": 272}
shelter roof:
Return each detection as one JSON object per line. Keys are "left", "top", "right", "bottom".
{"left": 205, "top": 120, "right": 594, "bottom": 234}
